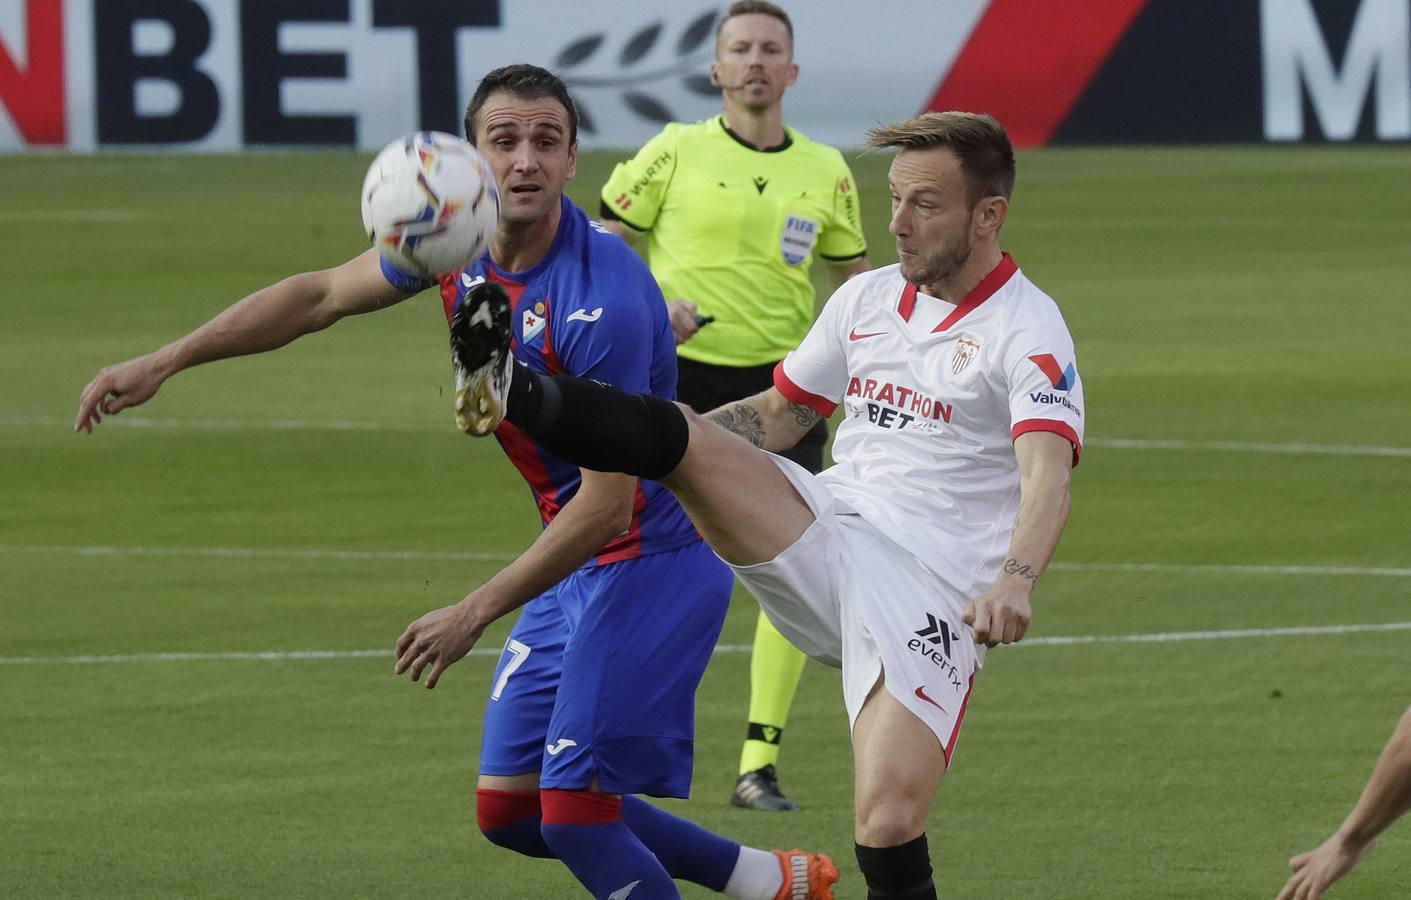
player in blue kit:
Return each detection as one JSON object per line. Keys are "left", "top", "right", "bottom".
{"left": 77, "top": 65, "right": 837, "bottom": 900}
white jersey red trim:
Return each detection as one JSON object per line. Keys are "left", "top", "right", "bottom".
{"left": 775, "top": 255, "right": 1084, "bottom": 597}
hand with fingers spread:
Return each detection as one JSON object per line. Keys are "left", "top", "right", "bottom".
{"left": 74, "top": 353, "right": 172, "bottom": 433}
{"left": 394, "top": 598, "right": 487, "bottom": 689}
{"left": 962, "top": 581, "right": 1033, "bottom": 648}
{"left": 1276, "top": 835, "right": 1374, "bottom": 900}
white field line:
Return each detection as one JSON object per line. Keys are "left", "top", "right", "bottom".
{"left": 9, "top": 415, "right": 1411, "bottom": 458}
{"left": 0, "top": 645, "right": 752, "bottom": 666}
{"left": 1085, "top": 437, "right": 1411, "bottom": 458}
{"left": 3, "top": 623, "right": 1408, "bottom": 666}
{"left": 1047, "top": 561, "right": 1411, "bottom": 578}
{"left": 0, "top": 543, "right": 516, "bottom": 563}
{"left": 0, "top": 210, "right": 147, "bottom": 223}
{"left": 4, "top": 543, "right": 1410, "bottom": 578}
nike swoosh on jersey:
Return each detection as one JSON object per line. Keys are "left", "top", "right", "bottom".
{"left": 848, "top": 327, "right": 886, "bottom": 341}
{"left": 914, "top": 685, "right": 948, "bottom": 714}
{"left": 567, "top": 307, "right": 604, "bottom": 323}
{"left": 546, "top": 738, "right": 578, "bottom": 756}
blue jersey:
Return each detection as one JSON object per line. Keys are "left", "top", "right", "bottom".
{"left": 382, "top": 196, "right": 699, "bottom": 566}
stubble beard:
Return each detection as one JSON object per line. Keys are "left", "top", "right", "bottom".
{"left": 903, "top": 237, "right": 973, "bottom": 293}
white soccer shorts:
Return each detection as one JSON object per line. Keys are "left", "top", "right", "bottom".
{"left": 728, "top": 454, "right": 984, "bottom": 765}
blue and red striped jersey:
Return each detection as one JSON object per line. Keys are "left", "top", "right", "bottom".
{"left": 382, "top": 196, "right": 698, "bottom": 566}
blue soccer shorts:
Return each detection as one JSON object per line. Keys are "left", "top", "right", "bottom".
{"left": 478, "top": 538, "right": 733, "bottom": 798}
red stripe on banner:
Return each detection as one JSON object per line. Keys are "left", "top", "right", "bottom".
{"left": 0, "top": 0, "right": 66, "bottom": 144}
{"left": 923, "top": 0, "right": 1148, "bottom": 147}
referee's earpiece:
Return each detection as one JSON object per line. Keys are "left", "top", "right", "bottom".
{"left": 710, "top": 70, "right": 720, "bottom": 86}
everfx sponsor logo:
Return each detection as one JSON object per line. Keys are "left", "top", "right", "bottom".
{"left": 908, "top": 614, "right": 964, "bottom": 689}
{"left": 914, "top": 613, "right": 955, "bottom": 657}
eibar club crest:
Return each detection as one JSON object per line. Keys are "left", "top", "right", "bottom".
{"left": 951, "top": 337, "right": 980, "bottom": 375}
{"left": 522, "top": 301, "right": 547, "bottom": 342}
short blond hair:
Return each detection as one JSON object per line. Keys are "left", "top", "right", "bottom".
{"left": 866, "top": 112, "right": 1015, "bottom": 205}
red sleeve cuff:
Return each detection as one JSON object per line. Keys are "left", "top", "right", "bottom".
{"left": 773, "top": 363, "right": 838, "bottom": 417}
{"left": 1012, "top": 418, "right": 1082, "bottom": 467}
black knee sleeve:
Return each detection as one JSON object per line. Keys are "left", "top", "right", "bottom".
{"left": 507, "top": 367, "right": 690, "bottom": 481}
{"left": 856, "top": 835, "right": 936, "bottom": 900}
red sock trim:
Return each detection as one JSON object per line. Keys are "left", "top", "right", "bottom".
{"left": 539, "top": 789, "right": 623, "bottom": 826}
{"left": 475, "top": 789, "right": 542, "bottom": 832}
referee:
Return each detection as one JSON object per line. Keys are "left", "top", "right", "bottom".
{"left": 600, "top": 1, "right": 868, "bottom": 811}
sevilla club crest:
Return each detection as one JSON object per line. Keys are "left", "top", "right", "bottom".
{"left": 951, "top": 338, "right": 980, "bottom": 375}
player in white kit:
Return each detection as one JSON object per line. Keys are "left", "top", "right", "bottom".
{"left": 407, "top": 111, "right": 1083, "bottom": 899}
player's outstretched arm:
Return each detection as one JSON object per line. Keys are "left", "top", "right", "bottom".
{"left": 705, "top": 386, "right": 822, "bottom": 454}
{"left": 964, "top": 430, "right": 1073, "bottom": 646}
{"left": 74, "top": 249, "right": 410, "bottom": 433}
{"left": 1277, "top": 705, "right": 1411, "bottom": 900}
{"left": 395, "top": 468, "right": 638, "bottom": 689}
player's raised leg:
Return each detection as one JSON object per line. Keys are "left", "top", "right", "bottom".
{"left": 451, "top": 280, "right": 820, "bottom": 567}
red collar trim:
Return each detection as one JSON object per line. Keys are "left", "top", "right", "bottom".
{"left": 896, "top": 253, "right": 1018, "bottom": 330}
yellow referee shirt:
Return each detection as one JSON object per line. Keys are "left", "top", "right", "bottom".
{"left": 601, "top": 116, "right": 866, "bottom": 367}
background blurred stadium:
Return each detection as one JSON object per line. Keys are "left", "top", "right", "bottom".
{"left": 3, "top": 1, "right": 1409, "bottom": 897}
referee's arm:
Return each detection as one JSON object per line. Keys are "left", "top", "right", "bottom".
{"left": 827, "top": 255, "right": 870, "bottom": 286}
{"left": 597, "top": 203, "right": 646, "bottom": 245}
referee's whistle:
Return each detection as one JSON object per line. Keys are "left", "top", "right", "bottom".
{"left": 693, "top": 314, "right": 716, "bottom": 327}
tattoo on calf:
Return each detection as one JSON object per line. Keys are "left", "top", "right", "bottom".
{"left": 1003, "top": 558, "right": 1040, "bottom": 583}
{"left": 788, "top": 402, "right": 822, "bottom": 429}
{"left": 707, "top": 403, "right": 766, "bottom": 448}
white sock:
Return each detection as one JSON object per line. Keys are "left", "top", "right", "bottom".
{"left": 723, "top": 846, "right": 784, "bottom": 900}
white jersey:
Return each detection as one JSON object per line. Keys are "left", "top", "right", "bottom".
{"left": 774, "top": 255, "right": 1084, "bottom": 598}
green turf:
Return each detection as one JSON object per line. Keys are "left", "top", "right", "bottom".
{"left": 2, "top": 146, "right": 1409, "bottom": 898}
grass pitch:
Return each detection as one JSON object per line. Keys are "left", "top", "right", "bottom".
{"left": 2, "top": 145, "right": 1409, "bottom": 898}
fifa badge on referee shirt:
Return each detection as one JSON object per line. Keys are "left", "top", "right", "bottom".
{"left": 780, "top": 215, "right": 819, "bottom": 266}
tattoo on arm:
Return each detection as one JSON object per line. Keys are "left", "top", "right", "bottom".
{"left": 788, "top": 402, "right": 822, "bottom": 430}
{"left": 707, "top": 402, "right": 766, "bottom": 448}
{"left": 1003, "top": 558, "right": 1040, "bottom": 583}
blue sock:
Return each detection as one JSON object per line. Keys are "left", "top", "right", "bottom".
{"left": 540, "top": 790, "right": 679, "bottom": 899}
{"left": 621, "top": 795, "right": 740, "bottom": 891}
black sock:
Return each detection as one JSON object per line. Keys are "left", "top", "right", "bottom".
{"left": 856, "top": 835, "right": 936, "bottom": 900}
{"left": 505, "top": 363, "right": 690, "bottom": 481}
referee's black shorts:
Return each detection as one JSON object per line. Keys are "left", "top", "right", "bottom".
{"left": 676, "top": 356, "right": 828, "bottom": 475}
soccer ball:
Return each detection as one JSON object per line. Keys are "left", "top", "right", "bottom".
{"left": 360, "top": 131, "right": 500, "bottom": 277}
